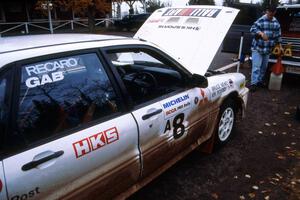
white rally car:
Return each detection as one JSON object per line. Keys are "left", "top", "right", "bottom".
{"left": 0, "top": 6, "right": 248, "bottom": 200}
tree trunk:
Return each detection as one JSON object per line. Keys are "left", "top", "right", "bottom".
{"left": 87, "top": 6, "right": 96, "bottom": 33}
{"left": 117, "top": 3, "right": 121, "bottom": 18}
{"left": 129, "top": 5, "right": 134, "bottom": 14}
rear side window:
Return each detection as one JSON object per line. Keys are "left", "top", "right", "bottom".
{"left": 15, "top": 53, "right": 121, "bottom": 145}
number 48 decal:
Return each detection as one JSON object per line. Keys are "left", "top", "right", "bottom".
{"left": 164, "top": 113, "right": 185, "bottom": 139}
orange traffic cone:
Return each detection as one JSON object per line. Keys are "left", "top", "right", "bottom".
{"left": 271, "top": 56, "right": 284, "bottom": 76}
{"left": 269, "top": 56, "right": 284, "bottom": 90}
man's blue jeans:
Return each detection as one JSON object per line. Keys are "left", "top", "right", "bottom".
{"left": 251, "top": 50, "right": 269, "bottom": 85}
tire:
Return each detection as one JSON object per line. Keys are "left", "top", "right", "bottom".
{"left": 215, "top": 99, "right": 236, "bottom": 146}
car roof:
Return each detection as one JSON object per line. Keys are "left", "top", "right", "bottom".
{"left": 0, "top": 34, "right": 126, "bottom": 54}
{"left": 128, "top": 13, "right": 151, "bottom": 15}
{"left": 277, "top": 4, "right": 300, "bottom": 9}
{"left": 0, "top": 34, "right": 150, "bottom": 68}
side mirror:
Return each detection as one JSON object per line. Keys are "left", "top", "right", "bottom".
{"left": 190, "top": 74, "right": 208, "bottom": 88}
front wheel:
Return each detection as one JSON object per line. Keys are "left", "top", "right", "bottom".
{"left": 215, "top": 99, "right": 236, "bottom": 145}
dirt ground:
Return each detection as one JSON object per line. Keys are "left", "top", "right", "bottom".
{"left": 128, "top": 62, "right": 300, "bottom": 200}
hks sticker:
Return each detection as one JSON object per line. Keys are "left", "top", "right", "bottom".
{"left": 73, "top": 127, "right": 119, "bottom": 158}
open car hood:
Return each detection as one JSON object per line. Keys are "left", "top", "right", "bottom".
{"left": 134, "top": 6, "right": 239, "bottom": 75}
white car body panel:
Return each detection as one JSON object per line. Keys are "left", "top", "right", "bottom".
{"left": 0, "top": 37, "right": 144, "bottom": 68}
{"left": 207, "top": 73, "right": 249, "bottom": 117}
{"left": 134, "top": 6, "right": 239, "bottom": 75}
{"left": 0, "top": 162, "right": 7, "bottom": 200}
{"left": 207, "top": 73, "right": 246, "bottom": 100}
{"left": 0, "top": 34, "right": 125, "bottom": 54}
{"left": 4, "top": 115, "right": 140, "bottom": 200}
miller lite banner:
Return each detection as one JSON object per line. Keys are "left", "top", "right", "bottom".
{"left": 162, "top": 8, "right": 221, "bottom": 18}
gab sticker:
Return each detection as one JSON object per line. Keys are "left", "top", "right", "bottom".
{"left": 24, "top": 57, "right": 85, "bottom": 88}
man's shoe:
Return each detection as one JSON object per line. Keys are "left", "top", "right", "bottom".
{"left": 249, "top": 84, "right": 257, "bottom": 92}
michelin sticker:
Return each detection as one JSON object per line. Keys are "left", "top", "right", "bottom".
{"left": 161, "top": 93, "right": 191, "bottom": 118}
{"left": 24, "top": 57, "right": 86, "bottom": 88}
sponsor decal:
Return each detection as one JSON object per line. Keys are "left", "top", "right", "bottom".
{"left": 194, "top": 97, "right": 199, "bottom": 105}
{"left": 147, "top": 18, "right": 164, "bottom": 23}
{"left": 240, "top": 82, "right": 245, "bottom": 89}
{"left": 164, "top": 113, "right": 186, "bottom": 139}
{"left": 25, "top": 71, "right": 64, "bottom": 88}
{"left": 199, "top": 89, "right": 209, "bottom": 106}
{"left": 162, "top": 94, "right": 191, "bottom": 117}
{"left": 24, "top": 57, "right": 86, "bottom": 88}
{"left": 162, "top": 8, "right": 221, "bottom": 18}
{"left": 211, "top": 80, "right": 234, "bottom": 98}
{"left": 163, "top": 94, "right": 189, "bottom": 109}
{"left": 11, "top": 187, "right": 40, "bottom": 200}
{"left": 25, "top": 58, "right": 78, "bottom": 76}
{"left": 73, "top": 127, "right": 119, "bottom": 158}
{"left": 158, "top": 25, "right": 201, "bottom": 31}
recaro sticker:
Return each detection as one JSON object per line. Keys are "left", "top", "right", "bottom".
{"left": 73, "top": 127, "right": 119, "bottom": 158}
{"left": 24, "top": 57, "right": 86, "bottom": 88}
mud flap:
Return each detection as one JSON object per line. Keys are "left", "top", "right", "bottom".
{"left": 199, "top": 132, "right": 216, "bottom": 154}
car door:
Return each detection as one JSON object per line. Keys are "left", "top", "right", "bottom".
{"left": 104, "top": 46, "right": 212, "bottom": 178}
{"left": 133, "top": 88, "right": 212, "bottom": 177}
{"left": 2, "top": 52, "right": 140, "bottom": 200}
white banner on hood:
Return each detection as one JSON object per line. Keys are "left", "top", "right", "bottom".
{"left": 134, "top": 6, "right": 239, "bottom": 76}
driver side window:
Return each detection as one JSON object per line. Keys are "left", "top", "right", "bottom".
{"left": 106, "top": 48, "right": 186, "bottom": 105}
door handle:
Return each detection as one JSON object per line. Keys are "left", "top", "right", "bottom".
{"left": 22, "top": 150, "right": 64, "bottom": 171}
{"left": 142, "top": 109, "right": 162, "bottom": 120}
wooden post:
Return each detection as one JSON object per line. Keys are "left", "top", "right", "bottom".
{"left": 237, "top": 32, "right": 244, "bottom": 73}
{"left": 48, "top": 2, "right": 53, "bottom": 34}
{"left": 0, "top": 2, "right": 6, "bottom": 22}
{"left": 72, "top": 8, "right": 75, "bottom": 20}
{"left": 25, "top": 0, "right": 31, "bottom": 22}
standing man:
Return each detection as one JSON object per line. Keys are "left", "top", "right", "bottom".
{"left": 249, "top": 4, "right": 282, "bottom": 92}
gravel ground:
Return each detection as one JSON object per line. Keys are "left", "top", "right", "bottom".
{"left": 128, "top": 62, "right": 300, "bottom": 200}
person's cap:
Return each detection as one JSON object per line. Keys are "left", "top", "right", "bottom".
{"left": 266, "top": 4, "right": 277, "bottom": 12}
